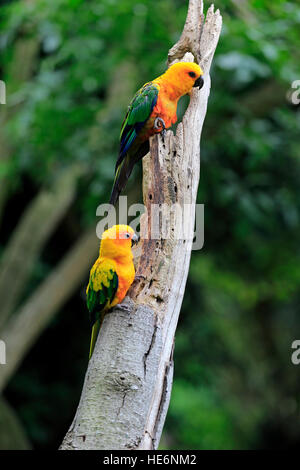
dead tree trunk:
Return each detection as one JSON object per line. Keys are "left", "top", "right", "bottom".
{"left": 60, "top": 0, "right": 222, "bottom": 450}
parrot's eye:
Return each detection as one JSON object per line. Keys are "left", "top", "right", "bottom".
{"left": 125, "top": 233, "right": 130, "bottom": 239}
{"left": 188, "top": 71, "right": 196, "bottom": 78}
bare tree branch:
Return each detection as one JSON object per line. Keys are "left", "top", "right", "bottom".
{"left": 0, "top": 228, "right": 98, "bottom": 392}
{"left": 0, "top": 397, "right": 31, "bottom": 450}
{"left": 0, "top": 168, "right": 80, "bottom": 328}
{"left": 60, "top": 0, "right": 222, "bottom": 450}
{"left": 0, "top": 35, "right": 39, "bottom": 224}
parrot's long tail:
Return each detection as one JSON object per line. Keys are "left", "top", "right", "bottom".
{"left": 89, "top": 320, "right": 100, "bottom": 360}
{"left": 109, "top": 141, "right": 150, "bottom": 206}
{"left": 89, "top": 312, "right": 105, "bottom": 360}
{"left": 109, "top": 156, "right": 132, "bottom": 206}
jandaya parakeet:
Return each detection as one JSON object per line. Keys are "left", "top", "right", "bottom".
{"left": 86, "top": 225, "right": 138, "bottom": 359}
{"left": 110, "top": 62, "right": 204, "bottom": 205}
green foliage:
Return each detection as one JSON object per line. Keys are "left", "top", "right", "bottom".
{"left": 1, "top": 0, "right": 300, "bottom": 450}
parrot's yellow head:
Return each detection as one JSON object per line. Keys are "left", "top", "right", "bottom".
{"left": 100, "top": 224, "right": 139, "bottom": 259}
{"left": 161, "top": 62, "right": 204, "bottom": 98}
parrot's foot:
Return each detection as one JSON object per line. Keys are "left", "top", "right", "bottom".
{"left": 154, "top": 117, "right": 165, "bottom": 131}
{"left": 154, "top": 117, "right": 166, "bottom": 142}
{"left": 134, "top": 274, "right": 146, "bottom": 282}
{"left": 161, "top": 128, "right": 166, "bottom": 142}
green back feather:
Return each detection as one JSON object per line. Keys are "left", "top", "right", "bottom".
{"left": 86, "top": 262, "right": 119, "bottom": 358}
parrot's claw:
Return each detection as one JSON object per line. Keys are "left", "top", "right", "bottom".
{"left": 161, "top": 128, "right": 166, "bottom": 143}
{"left": 134, "top": 274, "right": 146, "bottom": 282}
{"left": 154, "top": 117, "right": 165, "bottom": 130}
{"left": 154, "top": 117, "right": 166, "bottom": 142}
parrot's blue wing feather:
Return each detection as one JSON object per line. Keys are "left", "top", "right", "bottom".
{"left": 109, "top": 82, "right": 159, "bottom": 205}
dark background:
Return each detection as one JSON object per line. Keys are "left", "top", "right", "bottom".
{"left": 0, "top": 0, "right": 300, "bottom": 449}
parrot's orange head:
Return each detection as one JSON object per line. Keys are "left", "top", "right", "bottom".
{"left": 100, "top": 224, "right": 139, "bottom": 259}
{"left": 162, "top": 62, "right": 204, "bottom": 98}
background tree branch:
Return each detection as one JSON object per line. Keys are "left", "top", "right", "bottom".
{"left": 0, "top": 62, "right": 136, "bottom": 390}
{"left": 0, "top": 397, "right": 31, "bottom": 450}
{"left": 0, "top": 32, "right": 39, "bottom": 225}
{"left": 0, "top": 167, "right": 80, "bottom": 328}
{"left": 0, "top": 228, "right": 98, "bottom": 392}
{"left": 60, "top": 0, "right": 222, "bottom": 451}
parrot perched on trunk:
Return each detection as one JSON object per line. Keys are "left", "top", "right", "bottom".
{"left": 86, "top": 224, "right": 138, "bottom": 359}
{"left": 109, "top": 61, "right": 204, "bottom": 205}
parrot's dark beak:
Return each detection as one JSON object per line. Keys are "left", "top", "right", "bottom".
{"left": 131, "top": 233, "right": 139, "bottom": 246}
{"left": 193, "top": 75, "right": 204, "bottom": 89}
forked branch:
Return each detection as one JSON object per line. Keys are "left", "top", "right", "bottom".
{"left": 60, "top": 0, "right": 222, "bottom": 450}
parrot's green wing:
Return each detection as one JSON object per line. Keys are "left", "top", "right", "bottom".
{"left": 86, "top": 259, "right": 119, "bottom": 324}
{"left": 118, "top": 81, "right": 159, "bottom": 166}
{"left": 86, "top": 259, "right": 119, "bottom": 358}
{"left": 109, "top": 82, "right": 159, "bottom": 205}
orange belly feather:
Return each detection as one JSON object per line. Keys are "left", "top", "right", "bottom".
{"left": 110, "top": 258, "right": 135, "bottom": 307}
{"left": 139, "top": 83, "right": 179, "bottom": 142}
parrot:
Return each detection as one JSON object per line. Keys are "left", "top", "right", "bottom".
{"left": 86, "top": 224, "right": 139, "bottom": 359}
{"left": 109, "top": 61, "right": 204, "bottom": 205}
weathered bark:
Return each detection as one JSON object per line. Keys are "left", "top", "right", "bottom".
{"left": 0, "top": 228, "right": 98, "bottom": 392}
{"left": 60, "top": 0, "right": 222, "bottom": 450}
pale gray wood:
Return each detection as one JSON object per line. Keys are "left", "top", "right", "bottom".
{"left": 60, "top": 0, "right": 222, "bottom": 450}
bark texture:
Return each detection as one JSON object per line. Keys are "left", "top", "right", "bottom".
{"left": 60, "top": 0, "right": 222, "bottom": 450}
